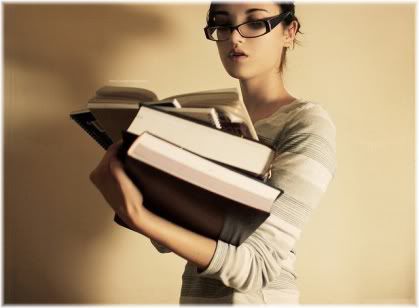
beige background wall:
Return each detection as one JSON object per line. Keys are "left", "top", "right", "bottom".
{"left": 5, "top": 3, "right": 415, "bottom": 304}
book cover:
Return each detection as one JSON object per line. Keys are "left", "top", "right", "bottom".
{"left": 69, "top": 109, "right": 113, "bottom": 150}
{"left": 127, "top": 106, "right": 274, "bottom": 178}
{"left": 113, "top": 131, "right": 283, "bottom": 246}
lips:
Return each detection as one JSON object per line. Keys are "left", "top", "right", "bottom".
{"left": 229, "top": 48, "right": 247, "bottom": 56}
{"left": 228, "top": 49, "right": 248, "bottom": 61}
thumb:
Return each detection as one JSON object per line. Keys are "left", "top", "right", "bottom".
{"left": 109, "top": 156, "right": 137, "bottom": 190}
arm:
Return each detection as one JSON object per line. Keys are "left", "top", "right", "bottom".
{"left": 137, "top": 207, "right": 218, "bottom": 270}
{"left": 90, "top": 103, "right": 336, "bottom": 292}
{"left": 89, "top": 140, "right": 220, "bottom": 270}
{"left": 189, "top": 103, "right": 337, "bottom": 292}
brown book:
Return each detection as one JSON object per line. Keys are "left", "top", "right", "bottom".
{"left": 114, "top": 131, "right": 283, "bottom": 246}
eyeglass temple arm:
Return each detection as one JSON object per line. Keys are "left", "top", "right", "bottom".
{"left": 269, "top": 11, "right": 292, "bottom": 30}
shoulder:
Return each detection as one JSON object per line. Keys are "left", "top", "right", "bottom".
{"left": 256, "top": 100, "right": 327, "bottom": 145}
{"left": 276, "top": 100, "right": 336, "bottom": 147}
{"left": 273, "top": 100, "right": 337, "bottom": 176}
{"left": 256, "top": 99, "right": 336, "bottom": 152}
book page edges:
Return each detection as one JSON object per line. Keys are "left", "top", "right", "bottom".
{"left": 161, "top": 88, "right": 239, "bottom": 103}
{"left": 127, "top": 132, "right": 280, "bottom": 212}
{"left": 96, "top": 86, "right": 158, "bottom": 101}
{"left": 128, "top": 106, "right": 273, "bottom": 176}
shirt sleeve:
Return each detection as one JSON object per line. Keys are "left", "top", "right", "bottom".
{"left": 194, "top": 103, "right": 337, "bottom": 293}
{"left": 150, "top": 238, "right": 172, "bottom": 254}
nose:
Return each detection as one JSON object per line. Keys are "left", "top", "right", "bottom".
{"left": 230, "top": 28, "right": 244, "bottom": 44}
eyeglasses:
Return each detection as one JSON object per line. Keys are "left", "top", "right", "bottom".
{"left": 204, "top": 11, "right": 291, "bottom": 42}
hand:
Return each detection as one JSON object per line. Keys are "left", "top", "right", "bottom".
{"left": 89, "top": 140, "right": 145, "bottom": 231}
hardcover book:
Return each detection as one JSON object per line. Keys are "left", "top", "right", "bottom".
{"left": 115, "top": 131, "right": 282, "bottom": 246}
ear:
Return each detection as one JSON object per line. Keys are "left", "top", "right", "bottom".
{"left": 283, "top": 20, "right": 298, "bottom": 48}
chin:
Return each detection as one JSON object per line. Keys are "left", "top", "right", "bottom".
{"left": 224, "top": 66, "right": 255, "bottom": 80}
{"left": 222, "top": 61, "right": 269, "bottom": 81}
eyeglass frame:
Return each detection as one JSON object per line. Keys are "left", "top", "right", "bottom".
{"left": 204, "top": 11, "right": 292, "bottom": 41}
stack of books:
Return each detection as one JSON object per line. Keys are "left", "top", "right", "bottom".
{"left": 70, "top": 86, "right": 283, "bottom": 246}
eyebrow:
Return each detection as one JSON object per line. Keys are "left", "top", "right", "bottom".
{"left": 213, "top": 8, "right": 270, "bottom": 16}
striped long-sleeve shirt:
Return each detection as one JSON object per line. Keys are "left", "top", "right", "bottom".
{"left": 150, "top": 98, "right": 337, "bottom": 304}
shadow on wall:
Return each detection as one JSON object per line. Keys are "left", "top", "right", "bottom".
{"left": 6, "top": 4, "right": 171, "bottom": 88}
{"left": 5, "top": 4, "right": 174, "bottom": 303}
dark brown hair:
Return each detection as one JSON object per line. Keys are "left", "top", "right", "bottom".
{"left": 206, "top": 1, "right": 303, "bottom": 75}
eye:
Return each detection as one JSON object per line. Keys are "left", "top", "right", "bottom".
{"left": 216, "top": 27, "right": 230, "bottom": 33}
{"left": 213, "top": 15, "right": 230, "bottom": 26}
{"left": 246, "top": 21, "right": 265, "bottom": 30}
{"left": 246, "top": 18, "right": 260, "bottom": 23}
{"left": 247, "top": 14, "right": 268, "bottom": 22}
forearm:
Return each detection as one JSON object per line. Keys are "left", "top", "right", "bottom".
{"left": 134, "top": 207, "right": 217, "bottom": 271}
{"left": 90, "top": 141, "right": 217, "bottom": 270}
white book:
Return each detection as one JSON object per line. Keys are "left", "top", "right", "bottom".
{"left": 154, "top": 106, "right": 222, "bottom": 129}
{"left": 127, "top": 106, "right": 274, "bottom": 178}
{"left": 127, "top": 132, "right": 281, "bottom": 211}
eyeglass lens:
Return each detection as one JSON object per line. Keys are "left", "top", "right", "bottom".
{"left": 210, "top": 21, "right": 267, "bottom": 41}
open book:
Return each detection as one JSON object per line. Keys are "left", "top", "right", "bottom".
{"left": 88, "top": 86, "right": 258, "bottom": 142}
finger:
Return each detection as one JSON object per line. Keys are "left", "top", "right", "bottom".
{"left": 110, "top": 157, "right": 144, "bottom": 207}
{"left": 110, "top": 158, "right": 143, "bottom": 195}
{"left": 91, "top": 140, "right": 122, "bottom": 179}
{"left": 109, "top": 157, "right": 135, "bottom": 189}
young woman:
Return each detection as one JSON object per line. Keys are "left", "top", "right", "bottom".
{"left": 89, "top": 2, "right": 337, "bottom": 304}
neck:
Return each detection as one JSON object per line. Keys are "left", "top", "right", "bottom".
{"left": 239, "top": 69, "right": 294, "bottom": 116}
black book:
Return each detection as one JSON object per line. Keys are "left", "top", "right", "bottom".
{"left": 114, "top": 131, "right": 283, "bottom": 246}
{"left": 69, "top": 109, "right": 113, "bottom": 150}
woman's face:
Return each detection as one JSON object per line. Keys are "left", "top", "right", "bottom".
{"left": 211, "top": 3, "right": 288, "bottom": 80}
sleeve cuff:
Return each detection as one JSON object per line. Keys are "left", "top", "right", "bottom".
{"left": 196, "top": 239, "right": 229, "bottom": 276}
